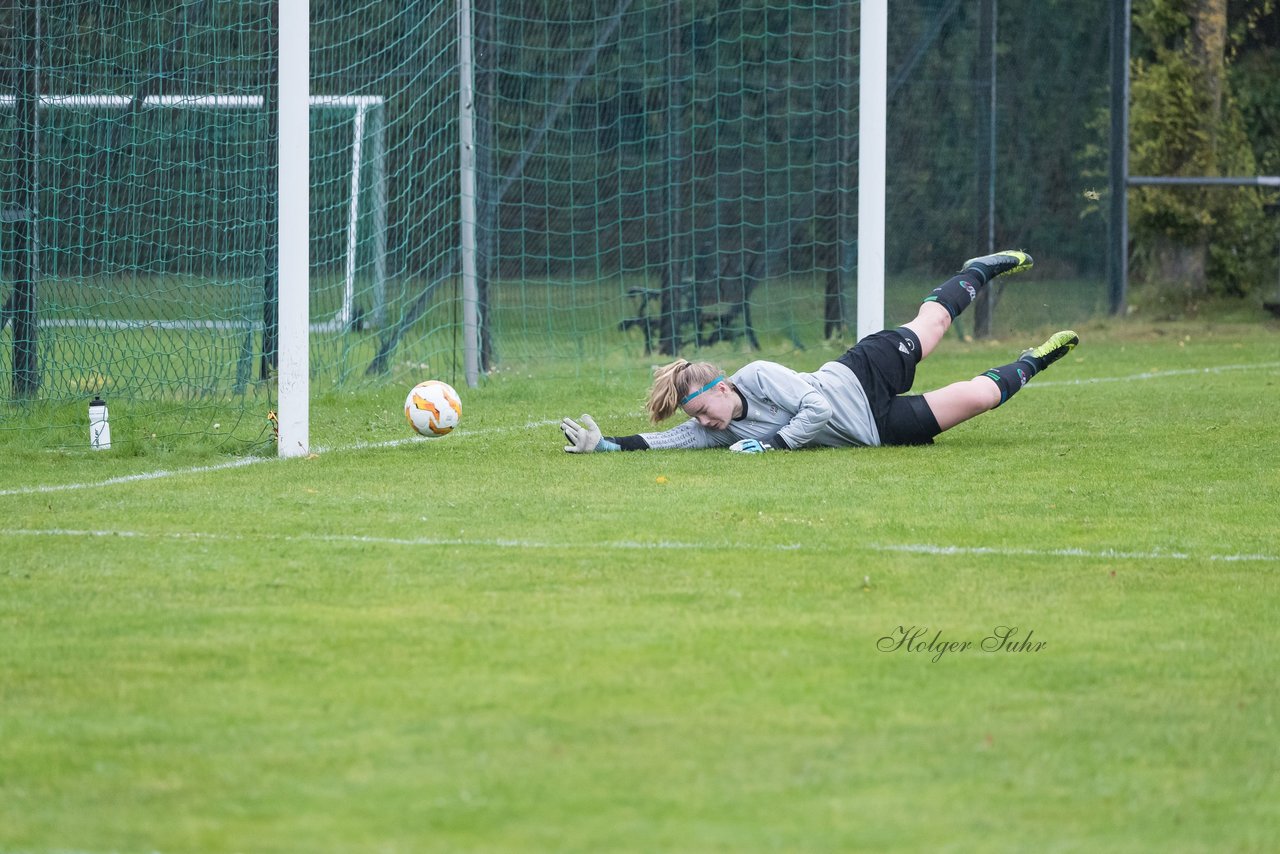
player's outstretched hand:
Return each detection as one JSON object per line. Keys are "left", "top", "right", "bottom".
{"left": 729, "top": 438, "right": 771, "bottom": 454}
{"left": 561, "top": 413, "right": 603, "bottom": 453}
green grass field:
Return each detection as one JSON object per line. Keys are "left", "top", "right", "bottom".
{"left": 2, "top": 318, "right": 1278, "bottom": 852}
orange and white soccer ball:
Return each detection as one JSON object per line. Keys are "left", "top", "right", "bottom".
{"left": 404, "top": 380, "right": 462, "bottom": 437}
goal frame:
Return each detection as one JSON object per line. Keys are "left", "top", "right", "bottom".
{"left": 0, "top": 92, "right": 388, "bottom": 336}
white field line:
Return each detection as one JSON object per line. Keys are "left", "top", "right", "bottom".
{"left": 0, "top": 528, "right": 1275, "bottom": 563}
{"left": 1029, "top": 360, "right": 1280, "bottom": 388}
{"left": 4, "top": 358, "right": 1278, "bottom": 499}
{"left": 0, "top": 418, "right": 567, "bottom": 498}
{"left": 871, "top": 543, "right": 1279, "bottom": 563}
{"left": 0, "top": 455, "right": 267, "bottom": 497}
{"left": 0, "top": 527, "right": 796, "bottom": 553}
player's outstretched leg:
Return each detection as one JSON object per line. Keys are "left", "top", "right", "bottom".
{"left": 981, "top": 329, "right": 1079, "bottom": 407}
{"left": 921, "top": 329, "right": 1078, "bottom": 431}
{"left": 904, "top": 250, "right": 1034, "bottom": 360}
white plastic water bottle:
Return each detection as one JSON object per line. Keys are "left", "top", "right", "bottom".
{"left": 89, "top": 396, "right": 111, "bottom": 450}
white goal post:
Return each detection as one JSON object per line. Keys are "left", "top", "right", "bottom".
{"left": 858, "top": 0, "right": 887, "bottom": 342}
{"left": 0, "top": 91, "right": 387, "bottom": 335}
{"left": 278, "top": 6, "right": 309, "bottom": 457}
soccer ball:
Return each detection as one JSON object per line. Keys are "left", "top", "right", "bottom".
{"left": 404, "top": 380, "right": 462, "bottom": 437}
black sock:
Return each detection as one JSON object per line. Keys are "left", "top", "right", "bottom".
{"left": 982, "top": 355, "right": 1040, "bottom": 407}
{"left": 1019, "top": 350, "right": 1048, "bottom": 373}
{"left": 922, "top": 273, "right": 984, "bottom": 320}
{"left": 959, "top": 259, "right": 998, "bottom": 286}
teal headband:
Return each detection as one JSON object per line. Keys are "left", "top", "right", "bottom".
{"left": 679, "top": 376, "right": 725, "bottom": 406}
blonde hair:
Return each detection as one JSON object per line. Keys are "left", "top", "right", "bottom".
{"left": 645, "top": 359, "right": 725, "bottom": 423}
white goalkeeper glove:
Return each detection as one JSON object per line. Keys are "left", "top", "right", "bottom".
{"left": 729, "top": 438, "right": 771, "bottom": 454}
{"left": 562, "top": 413, "right": 612, "bottom": 453}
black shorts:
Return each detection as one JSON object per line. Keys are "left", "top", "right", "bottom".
{"left": 836, "top": 328, "right": 942, "bottom": 446}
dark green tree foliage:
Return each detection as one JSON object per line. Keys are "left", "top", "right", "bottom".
{"left": 1128, "top": 0, "right": 1275, "bottom": 298}
{"left": 1230, "top": 2, "right": 1280, "bottom": 176}
{"left": 884, "top": 0, "right": 1112, "bottom": 276}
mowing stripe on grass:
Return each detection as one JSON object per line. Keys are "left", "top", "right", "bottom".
{"left": 1, "top": 528, "right": 1275, "bottom": 563}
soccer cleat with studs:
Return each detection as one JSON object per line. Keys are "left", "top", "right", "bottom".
{"left": 961, "top": 250, "right": 1034, "bottom": 284}
{"left": 1020, "top": 330, "right": 1079, "bottom": 372}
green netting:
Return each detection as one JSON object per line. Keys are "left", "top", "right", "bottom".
{"left": 472, "top": 0, "right": 859, "bottom": 373}
{"left": 2, "top": 0, "right": 1115, "bottom": 452}
{"left": 884, "top": 0, "right": 1111, "bottom": 331}
{"left": 0, "top": 1, "right": 461, "bottom": 449}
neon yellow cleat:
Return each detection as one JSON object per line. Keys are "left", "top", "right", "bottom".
{"left": 962, "top": 250, "right": 1034, "bottom": 283}
{"left": 1021, "top": 330, "right": 1079, "bottom": 371}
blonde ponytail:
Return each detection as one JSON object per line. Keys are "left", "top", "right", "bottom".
{"left": 645, "top": 359, "right": 723, "bottom": 423}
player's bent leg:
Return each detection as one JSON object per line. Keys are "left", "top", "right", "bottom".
{"left": 923, "top": 330, "right": 1079, "bottom": 434}
{"left": 983, "top": 329, "right": 1079, "bottom": 406}
{"left": 922, "top": 379, "right": 1001, "bottom": 432}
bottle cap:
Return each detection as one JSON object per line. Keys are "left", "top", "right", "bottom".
{"left": 90, "top": 396, "right": 105, "bottom": 407}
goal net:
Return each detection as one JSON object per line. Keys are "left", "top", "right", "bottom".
{"left": 1, "top": 1, "right": 454, "bottom": 451}
{"left": 2, "top": 93, "right": 385, "bottom": 335}
{"left": 2, "top": 1, "right": 1110, "bottom": 454}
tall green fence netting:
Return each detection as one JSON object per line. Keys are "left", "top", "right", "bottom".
{"left": 2, "top": 0, "right": 1110, "bottom": 452}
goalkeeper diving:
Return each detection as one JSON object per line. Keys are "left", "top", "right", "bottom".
{"left": 561, "top": 250, "right": 1078, "bottom": 454}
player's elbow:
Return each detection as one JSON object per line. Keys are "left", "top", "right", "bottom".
{"left": 805, "top": 394, "right": 834, "bottom": 425}
{"left": 783, "top": 394, "right": 833, "bottom": 445}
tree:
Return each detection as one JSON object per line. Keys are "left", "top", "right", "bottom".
{"left": 1129, "top": 0, "right": 1273, "bottom": 300}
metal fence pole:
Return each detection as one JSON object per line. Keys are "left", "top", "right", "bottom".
{"left": 1108, "top": 0, "right": 1131, "bottom": 316}
{"left": 12, "top": 0, "right": 42, "bottom": 397}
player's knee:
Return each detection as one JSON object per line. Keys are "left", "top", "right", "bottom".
{"left": 903, "top": 305, "right": 951, "bottom": 358}
{"left": 917, "top": 301, "right": 952, "bottom": 334}
{"left": 973, "top": 376, "right": 1002, "bottom": 411}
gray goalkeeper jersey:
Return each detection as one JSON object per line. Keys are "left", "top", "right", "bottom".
{"left": 638, "top": 360, "right": 881, "bottom": 450}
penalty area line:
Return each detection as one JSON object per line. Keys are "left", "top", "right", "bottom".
{"left": 872, "top": 543, "right": 1279, "bottom": 563}
{"left": 0, "top": 528, "right": 1274, "bottom": 563}
{"left": 1030, "top": 360, "right": 1280, "bottom": 388}
{"left": 0, "top": 527, "right": 803, "bottom": 553}
{"left": 0, "top": 455, "right": 265, "bottom": 498}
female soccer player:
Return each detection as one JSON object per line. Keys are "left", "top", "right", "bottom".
{"left": 560, "top": 250, "right": 1079, "bottom": 453}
